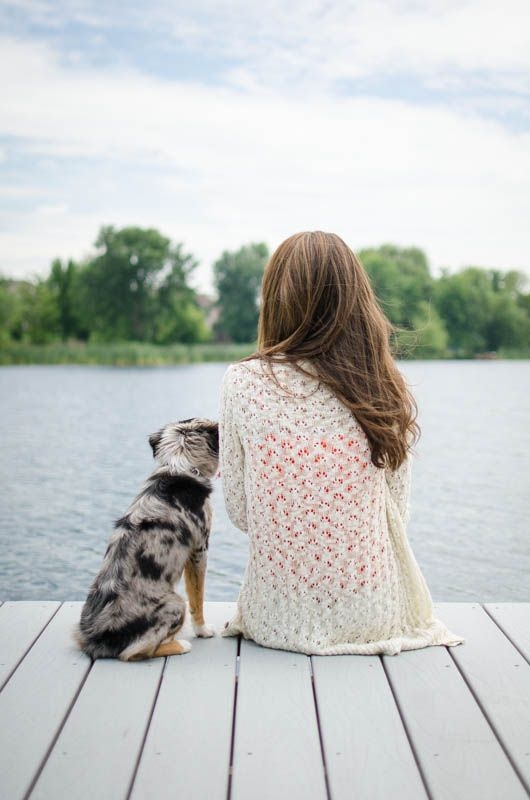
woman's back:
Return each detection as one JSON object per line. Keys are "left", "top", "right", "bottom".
{"left": 220, "top": 358, "right": 463, "bottom": 655}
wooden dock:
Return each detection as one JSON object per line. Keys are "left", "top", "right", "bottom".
{"left": 0, "top": 601, "right": 528, "bottom": 800}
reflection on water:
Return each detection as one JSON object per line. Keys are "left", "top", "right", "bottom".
{"left": 0, "top": 361, "right": 529, "bottom": 601}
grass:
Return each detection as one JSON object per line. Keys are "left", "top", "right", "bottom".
{"left": 0, "top": 341, "right": 528, "bottom": 366}
{"left": 496, "top": 347, "right": 530, "bottom": 359}
{"left": 0, "top": 341, "right": 256, "bottom": 366}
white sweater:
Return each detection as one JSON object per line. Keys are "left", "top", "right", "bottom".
{"left": 219, "top": 358, "right": 464, "bottom": 655}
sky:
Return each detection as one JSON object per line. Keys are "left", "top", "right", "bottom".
{"left": 1, "top": 0, "right": 530, "bottom": 293}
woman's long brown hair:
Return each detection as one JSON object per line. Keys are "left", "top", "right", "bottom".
{"left": 246, "top": 231, "right": 420, "bottom": 470}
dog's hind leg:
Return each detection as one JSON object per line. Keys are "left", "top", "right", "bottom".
{"left": 119, "top": 632, "right": 191, "bottom": 661}
{"left": 118, "top": 592, "right": 189, "bottom": 661}
{"left": 152, "top": 639, "right": 192, "bottom": 657}
{"left": 118, "top": 631, "right": 161, "bottom": 661}
{"left": 184, "top": 554, "right": 215, "bottom": 638}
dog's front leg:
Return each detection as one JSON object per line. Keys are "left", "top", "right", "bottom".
{"left": 184, "top": 552, "right": 215, "bottom": 638}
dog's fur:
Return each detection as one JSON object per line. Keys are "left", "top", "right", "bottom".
{"left": 75, "top": 418, "right": 219, "bottom": 661}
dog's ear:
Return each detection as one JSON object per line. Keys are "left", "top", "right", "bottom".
{"left": 148, "top": 429, "right": 163, "bottom": 457}
{"left": 196, "top": 422, "right": 218, "bottom": 453}
{"left": 207, "top": 423, "right": 219, "bottom": 454}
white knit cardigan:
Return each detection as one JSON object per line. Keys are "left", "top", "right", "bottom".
{"left": 219, "top": 359, "right": 464, "bottom": 655}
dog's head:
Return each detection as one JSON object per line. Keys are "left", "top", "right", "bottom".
{"left": 148, "top": 418, "right": 219, "bottom": 478}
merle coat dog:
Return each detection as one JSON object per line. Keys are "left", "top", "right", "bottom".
{"left": 75, "top": 418, "right": 219, "bottom": 660}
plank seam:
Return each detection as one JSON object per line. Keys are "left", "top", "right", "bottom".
{"left": 0, "top": 601, "right": 63, "bottom": 694}
{"left": 309, "top": 656, "right": 332, "bottom": 800}
{"left": 125, "top": 657, "right": 169, "bottom": 800}
{"left": 23, "top": 654, "right": 94, "bottom": 799}
{"left": 380, "top": 654, "right": 434, "bottom": 800}
{"left": 481, "top": 604, "right": 530, "bottom": 668}
{"left": 226, "top": 635, "right": 241, "bottom": 800}
{"left": 447, "top": 643, "right": 530, "bottom": 795}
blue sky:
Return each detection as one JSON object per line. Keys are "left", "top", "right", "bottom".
{"left": 1, "top": 0, "right": 529, "bottom": 291}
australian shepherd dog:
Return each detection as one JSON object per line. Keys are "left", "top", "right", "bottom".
{"left": 75, "top": 418, "right": 219, "bottom": 660}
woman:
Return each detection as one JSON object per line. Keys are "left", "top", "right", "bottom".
{"left": 219, "top": 231, "right": 463, "bottom": 655}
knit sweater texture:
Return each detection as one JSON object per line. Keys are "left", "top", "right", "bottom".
{"left": 219, "top": 358, "right": 464, "bottom": 655}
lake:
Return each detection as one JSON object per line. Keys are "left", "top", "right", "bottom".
{"left": 0, "top": 361, "right": 529, "bottom": 602}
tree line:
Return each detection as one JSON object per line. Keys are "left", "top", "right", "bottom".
{"left": 0, "top": 226, "right": 529, "bottom": 357}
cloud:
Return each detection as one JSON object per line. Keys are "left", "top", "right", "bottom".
{"left": 35, "top": 202, "right": 69, "bottom": 215}
{"left": 5, "top": 1, "right": 530, "bottom": 92}
{"left": 142, "top": 0, "right": 530, "bottom": 96}
{"left": 0, "top": 24, "right": 529, "bottom": 289}
{"left": 0, "top": 184, "right": 44, "bottom": 197}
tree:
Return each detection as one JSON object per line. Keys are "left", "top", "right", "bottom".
{"left": 152, "top": 245, "right": 211, "bottom": 344}
{"left": 6, "top": 279, "right": 60, "bottom": 344}
{"left": 433, "top": 267, "right": 530, "bottom": 355}
{"left": 433, "top": 268, "right": 495, "bottom": 354}
{"left": 79, "top": 226, "right": 205, "bottom": 342}
{"left": 47, "top": 259, "right": 88, "bottom": 340}
{"left": 485, "top": 269, "right": 530, "bottom": 351}
{"left": 213, "top": 243, "right": 269, "bottom": 343}
{"left": 488, "top": 269, "right": 530, "bottom": 349}
{"left": 0, "top": 279, "right": 14, "bottom": 344}
{"left": 358, "top": 245, "right": 434, "bottom": 328}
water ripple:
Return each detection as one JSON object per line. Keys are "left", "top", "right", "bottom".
{"left": 0, "top": 361, "right": 528, "bottom": 602}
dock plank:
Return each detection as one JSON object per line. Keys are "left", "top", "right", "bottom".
{"left": 130, "top": 602, "right": 238, "bottom": 800}
{"left": 484, "top": 603, "right": 530, "bottom": 664}
{"left": 0, "top": 601, "right": 60, "bottom": 690}
{"left": 384, "top": 643, "right": 528, "bottom": 800}
{"left": 436, "top": 602, "right": 530, "bottom": 793}
{"left": 1, "top": 601, "right": 528, "bottom": 800}
{"left": 312, "top": 654, "right": 428, "bottom": 800}
{"left": 30, "top": 655, "right": 164, "bottom": 800}
{"left": 231, "top": 640, "right": 327, "bottom": 800}
{"left": 0, "top": 603, "right": 91, "bottom": 800}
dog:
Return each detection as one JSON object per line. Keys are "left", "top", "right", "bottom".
{"left": 75, "top": 418, "right": 219, "bottom": 661}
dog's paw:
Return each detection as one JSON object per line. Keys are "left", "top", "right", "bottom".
{"left": 193, "top": 622, "right": 216, "bottom": 638}
{"left": 176, "top": 638, "right": 192, "bottom": 653}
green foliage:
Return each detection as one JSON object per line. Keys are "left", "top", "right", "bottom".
{"left": 357, "top": 246, "right": 529, "bottom": 357}
{"left": 0, "top": 341, "right": 254, "bottom": 366}
{"left": 153, "top": 247, "right": 211, "bottom": 344}
{"left": 485, "top": 270, "right": 530, "bottom": 350}
{"left": 433, "top": 268, "right": 492, "bottom": 353}
{"left": 46, "top": 259, "right": 87, "bottom": 341}
{"left": 0, "top": 279, "right": 15, "bottom": 345}
{"left": 358, "top": 245, "right": 434, "bottom": 327}
{"left": 153, "top": 298, "right": 211, "bottom": 344}
{"left": 395, "top": 301, "right": 449, "bottom": 358}
{"left": 431, "top": 267, "right": 530, "bottom": 355}
{"left": 486, "top": 292, "right": 529, "bottom": 350}
{"left": 0, "top": 227, "right": 211, "bottom": 348}
{"left": 78, "top": 226, "right": 202, "bottom": 342}
{"left": 0, "top": 232, "right": 528, "bottom": 360}
{"left": 1, "top": 279, "right": 60, "bottom": 344}
{"left": 213, "top": 243, "right": 268, "bottom": 343}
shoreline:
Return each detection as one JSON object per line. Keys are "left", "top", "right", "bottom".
{"left": 0, "top": 341, "right": 529, "bottom": 366}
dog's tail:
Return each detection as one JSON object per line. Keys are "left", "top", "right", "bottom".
{"left": 72, "top": 622, "right": 85, "bottom": 652}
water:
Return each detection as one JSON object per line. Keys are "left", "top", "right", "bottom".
{"left": 0, "top": 361, "right": 529, "bottom": 602}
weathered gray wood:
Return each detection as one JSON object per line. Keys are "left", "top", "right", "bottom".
{"left": 436, "top": 602, "right": 530, "bottom": 792}
{"left": 30, "top": 653, "right": 164, "bottom": 799}
{"left": 384, "top": 640, "right": 528, "bottom": 800}
{"left": 130, "top": 602, "right": 238, "bottom": 800}
{"left": 484, "top": 603, "right": 530, "bottom": 663}
{"left": 231, "top": 639, "right": 327, "bottom": 800}
{"left": 0, "top": 602, "right": 91, "bottom": 800}
{"left": 0, "top": 601, "right": 60, "bottom": 690}
{"left": 1, "top": 601, "right": 528, "bottom": 800}
{"left": 312, "top": 654, "right": 428, "bottom": 799}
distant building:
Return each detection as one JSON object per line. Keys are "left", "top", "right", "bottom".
{"left": 196, "top": 294, "right": 219, "bottom": 329}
